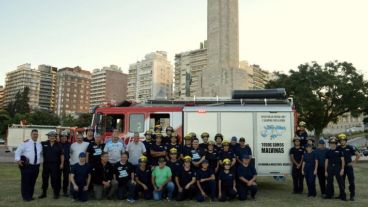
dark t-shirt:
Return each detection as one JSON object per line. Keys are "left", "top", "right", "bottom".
{"left": 61, "top": 142, "right": 71, "bottom": 164}
{"left": 237, "top": 164, "right": 257, "bottom": 181}
{"left": 303, "top": 151, "right": 317, "bottom": 169}
{"left": 87, "top": 143, "right": 105, "bottom": 166}
{"left": 167, "top": 160, "right": 182, "bottom": 177}
{"left": 190, "top": 148, "right": 205, "bottom": 162}
{"left": 219, "top": 150, "right": 235, "bottom": 161}
{"left": 165, "top": 143, "right": 182, "bottom": 156}
{"left": 235, "top": 145, "right": 252, "bottom": 158}
{"left": 41, "top": 141, "right": 63, "bottom": 164}
{"left": 135, "top": 166, "right": 152, "bottom": 188}
{"left": 314, "top": 148, "right": 328, "bottom": 168}
{"left": 289, "top": 147, "right": 304, "bottom": 164}
{"left": 177, "top": 167, "right": 196, "bottom": 186}
{"left": 150, "top": 143, "right": 167, "bottom": 164}
{"left": 337, "top": 145, "right": 356, "bottom": 164}
{"left": 205, "top": 151, "right": 219, "bottom": 169}
{"left": 91, "top": 162, "right": 113, "bottom": 185}
{"left": 219, "top": 169, "right": 235, "bottom": 188}
{"left": 71, "top": 163, "right": 91, "bottom": 186}
{"left": 326, "top": 149, "right": 343, "bottom": 168}
{"left": 196, "top": 168, "right": 214, "bottom": 184}
{"left": 114, "top": 161, "right": 134, "bottom": 186}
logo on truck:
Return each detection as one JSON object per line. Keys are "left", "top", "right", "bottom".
{"left": 261, "top": 125, "right": 287, "bottom": 140}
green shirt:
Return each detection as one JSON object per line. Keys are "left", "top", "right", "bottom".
{"left": 152, "top": 166, "right": 172, "bottom": 187}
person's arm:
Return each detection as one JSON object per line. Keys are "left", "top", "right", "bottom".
{"left": 197, "top": 180, "right": 206, "bottom": 196}
{"left": 250, "top": 175, "right": 257, "bottom": 184}
{"left": 231, "top": 157, "right": 236, "bottom": 167}
{"left": 233, "top": 178, "right": 237, "bottom": 191}
{"left": 84, "top": 173, "right": 91, "bottom": 191}
{"left": 324, "top": 159, "right": 329, "bottom": 177}
{"left": 151, "top": 168, "right": 158, "bottom": 190}
{"left": 60, "top": 154, "right": 65, "bottom": 169}
{"left": 290, "top": 154, "right": 297, "bottom": 165}
{"left": 186, "top": 176, "right": 196, "bottom": 188}
{"left": 130, "top": 170, "right": 136, "bottom": 185}
{"left": 239, "top": 176, "right": 249, "bottom": 185}
{"left": 218, "top": 179, "right": 222, "bottom": 198}
{"left": 314, "top": 159, "right": 318, "bottom": 175}
{"left": 175, "top": 176, "right": 182, "bottom": 192}
{"left": 354, "top": 149, "right": 361, "bottom": 163}
{"left": 70, "top": 174, "right": 78, "bottom": 189}
{"left": 340, "top": 156, "right": 345, "bottom": 176}
{"left": 150, "top": 149, "right": 161, "bottom": 157}
{"left": 301, "top": 161, "right": 305, "bottom": 175}
{"left": 192, "top": 156, "right": 205, "bottom": 167}
{"left": 14, "top": 144, "right": 24, "bottom": 166}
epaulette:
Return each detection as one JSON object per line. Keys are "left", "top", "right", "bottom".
{"left": 24, "top": 139, "right": 30, "bottom": 142}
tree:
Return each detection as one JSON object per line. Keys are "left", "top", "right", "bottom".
{"left": 29, "top": 110, "right": 60, "bottom": 126}
{"left": 61, "top": 114, "right": 77, "bottom": 127}
{"left": 7, "top": 87, "right": 31, "bottom": 116}
{"left": 266, "top": 61, "right": 368, "bottom": 139}
{"left": 75, "top": 113, "right": 93, "bottom": 128}
{"left": 0, "top": 110, "right": 11, "bottom": 136}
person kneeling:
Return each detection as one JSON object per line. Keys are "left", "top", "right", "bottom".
{"left": 237, "top": 155, "right": 257, "bottom": 200}
{"left": 134, "top": 155, "right": 153, "bottom": 200}
{"left": 92, "top": 152, "right": 117, "bottom": 200}
{"left": 176, "top": 156, "right": 197, "bottom": 201}
{"left": 196, "top": 160, "right": 216, "bottom": 202}
{"left": 113, "top": 152, "right": 136, "bottom": 203}
{"left": 70, "top": 152, "right": 91, "bottom": 202}
{"left": 152, "top": 157, "right": 175, "bottom": 201}
{"left": 219, "top": 158, "right": 237, "bottom": 201}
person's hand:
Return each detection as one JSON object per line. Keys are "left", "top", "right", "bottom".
{"left": 184, "top": 184, "right": 190, "bottom": 190}
{"left": 102, "top": 181, "right": 110, "bottom": 188}
{"left": 158, "top": 185, "right": 163, "bottom": 191}
{"left": 301, "top": 171, "right": 304, "bottom": 175}
{"left": 200, "top": 178, "right": 206, "bottom": 183}
{"left": 83, "top": 186, "right": 88, "bottom": 191}
{"left": 218, "top": 193, "right": 222, "bottom": 199}
{"left": 17, "top": 161, "right": 23, "bottom": 167}
{"left": 73, "top": 185, "right": 79, "bottom": 191}
{"left": 60, "top": 164, "right": 64, "bottom": 170}
{"left": 142, "top": 184, "right": 148, "bottom": 191}
{"left": 233, "top": 187, "right": 238, "bottom": 192}
{"left": 297, "top": 164, "right": 301, "bottom": 169}
{"left": 340, "top": 169, "right": 344, "bottom": 176}
{"left": 247, "top": 181, "right": 252, "bottom": 187}
{"left": 325, "top": 172, "right": 328, "bottom": 177}
{"left": 178, "top": 187, "right": 183, "bottom": 192}
{"left": 154, "top": 186, "right": 159, "bottom": 191}
{"left": 201, "top": 191, "right": 207, "bottom": 197}
{"left": 131, "top": 180, "right": 136, "bottom": 185}
{"left": 313, "top": 170, "right": 317, "bottom": 176}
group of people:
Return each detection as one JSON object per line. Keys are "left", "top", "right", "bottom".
{"left": 15, "top": 126, "right": 255, "bottom": 203}
{"left": 291, "top": 121, "right": 360, "bottom": 201}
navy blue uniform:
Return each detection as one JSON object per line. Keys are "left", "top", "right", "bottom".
{"left": 229, "top": 143, "right": 240, "bottom": 152}
{"left": 219, "top": 150, "right": 235, "bottom": 161}
{"left": 314, "top": 148, "right": 328, "bottom": 194}
{"left": 176, "top": 167, "right": 196, "bottom": 201}
{"left": 218, "top": 170, "right": 237, "bottom": 201}
{"left": 325, "top": 149, "right": 346, "bottom": 199}
{"left": 134, "top": 167, "right": 152, "bottom": 200}
{"left": 181, "top": 145, "right": 192, "bottom": 157}
{"left": 190, "top": 148, "right": 205, "bottom": 166}
{"left": 237, "top": 164, "right": 257, "bottom": 200}
{"left": 303, "top": 151, "right": 317, "bottom": 196}
{"left": 289, "top": 146, "right": 304, "bottom": 193}
{"left": 150, "top": 143, "right": 167, "bottom": 165}
{"left": 165, "top": 143, "right": 182, "bottom": 157}
{"left": 71, "top": 163, "right": 91, "bottom": 202}
{"left": 235, "top": 145, "right": 252, "bottom": 159}
{"left": 205, "top": 150, "right": 219, "bottom": 172}
{"left": 114, "top": 161, "right": 136, "bottom": 200}
{"left": 338, "top": 145, "right": 357, "bottom": 199}
{"left": 143, "top": 140, "right": 153, "bottom": 165}
{"left": 296, "top": 130, "right": 308, "bottom": 147}
{"left": 60, "top": 142, "right": 71, "bottom": 195}
{"left": 199, "top": 143, "right": 208, "bottom": 152}
{"left": 41, "top": 141, "right": 63, "bottom": 196}
{"left": 167, "top": 159, "right": 182, "bottom": 178}
{"left": 196, "top": 168, "right": 216, "bottom": 202}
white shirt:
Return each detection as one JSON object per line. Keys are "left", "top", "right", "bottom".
{"left": 104, "top": 141, "right": 125, "bottom": 164}
{"left": 15, "top": 139, "right": 43, "bottom": 165}
{"left": 126, "top": 141, "right": 146, "bottom": 165}
{"left": 69, "top": 141, "right": 89, "bottom": 165}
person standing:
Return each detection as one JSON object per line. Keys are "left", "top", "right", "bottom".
{"left": 15, "top": 129, "right": 43, "bottom": 202}
{"left": 104, "top": 129, "right": 125, "bottom": 165}
{"left": 296, "top": 121, "right": 308, "bottom": 147}
{"left": 314, "top": 139, "right": 328, "bottom": 196}
{"left": 302, "top": 144, "right": 318, "bottom": 197}
{"left": 39, "top": 131, "right": 64, "bottom": 199}
{"left": 235, "top": 137, "right": 252, "bottom": 165}
{"left": 229, "top": 136, "right": 239, "bottom": 152}
{"left": 70, "top": 133, "right": 89, "bottom": 166}
{"left": 126, "top": 132, "right": 146, "bottom": 166}
{"left": 337, "top": 133, "right": 360, "bottom": 201}
{"left": 70, "top": 152, "right": 91, "bottom": 202}
{"left": 324, "top": 137, "right": 346, "bottom": 201}
{"left": 83, "top": 127, "right": 95, "bottom": 144}
{"left": 59, "top": 131, "right": 71, "bottom": 197}
{"left": 205, "top": 141, "right": 219, "bottom": 174}
{"left": 218, "top": 141, "right": 236, "bottom": 168}
{"left": 214, "top": 133, "right": 224, "bottom": 152}
{"left": 190, "top": 138, "right": 206, "bottom": 168}
{"left": 86, "top": 134, "right": 105, "bottom": 167}
{"left": 143, "top": 130, "right": 154, "bottom": 166}
{"left": 150, "top": 133, "right": 167, "bottom": 166}
{"left": 289, "top": 136, "right": 304, "bottom": 194}
{"left": 91, "top": 152, "right": 117, "bottom": 200}
{"left": 162, "top": 126, "right": 174, "bottom": 145}
{"left": 199, "top": 132, "right": 210, "bottom": 152}
{"left": 152, "top": 157, "right": 175, "bottom": 201}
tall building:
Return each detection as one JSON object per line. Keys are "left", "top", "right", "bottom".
{"left": 323, "top": 113, "right": 364, "bottom": 135}
{"left": 4, "top": 64, "right": 41, "bottom": 110}
{"left": 90, "top": 65, "right": 128, "bottom": 108}
{"left": 202, "top": 0, "right": 246, "bottom": 97}
{"left": 174, "top": 41, "right": 208, "bottom": 99}
{"left": 0, "top": 86, "right": 4, "bottom": 110}
{"left": 56, "top": 67, "right": 91, "bottom": 116}
{"left": 38, "top": 65, "right": 57, "bottom": 112}
{"left": 127, "top": 51, "right": 173, "bottom": 102}
{"left": 239, "top": 61, "right": 270, "bottom": 89}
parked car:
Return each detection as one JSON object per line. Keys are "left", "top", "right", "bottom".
{"left": 363, "top": 149, "right": 368, "bottom": 157}
{"left": 0, "top": 138, "right": 5, "bottom": 145}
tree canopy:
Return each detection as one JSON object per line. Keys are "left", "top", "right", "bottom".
{"left": 266, "top": 61, "right": 368, "bottom": 138}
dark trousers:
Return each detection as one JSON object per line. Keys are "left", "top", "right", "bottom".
{"left": 325, "top": 167, "right": 346, "bottom": 199}
{"left": 304, "top": 168, "right": 316, "bottom": 196}
{"left": 196, "top": 180, "right": 216, "bottom": 202}
{"left": 219, "top": 186, "right": 237, "bottom": 202}
{"left": 238, "top": 183, "right": 257, "bottom": 200}
{"left": 117, "top": 181, "right": 136, "bottom": 200}
{"left": 343, "top": 165, "right": 355, "bottom": 198}
{"left": 20, "top": 164, "right": 40, "bottom": 201}
{"left": 317, "top": 166, "right": 326, "bottom": 195}
{"left": 176, "top": 185, "right": 196, "bottom": 201}
{"left": 41, "top": 163, "right": 61, "bottom": 195}
{"left": 135, "top": 185, "right": 153, "bottom": 200}
{"left": 292, "top": 165, "right": 303, "bottom": 193}
{"left": 72, "top": 184, "right": 88, "bottom": 202}
{"left": 61, "top": 163, "right": 70, "bottom": 194}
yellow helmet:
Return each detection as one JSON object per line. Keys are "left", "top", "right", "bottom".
{"left": 139, "top": 155, "right": 148, "bottom": 163}
{"left": 222, "top": 140, "right": 230, "bottom": 146}
{"left": 201, "top": 132, "right": 209, "bottom": 138}
{"left": 299, "top": 121, "right": 306, "bottom": 127}
{"left": 183, "top": 156, "right": 192, "bottom": 162}
{"left": 223, "top": 158, "right": 231, "bottom": 165}
{"left": 169, "top": 148, "right": 178, "bottom": 154}
{"left": 338, "top": 133, "right": 347, "bottom": 141}
{"left": 184, "top": 134, "right": 192, "bottom": 140}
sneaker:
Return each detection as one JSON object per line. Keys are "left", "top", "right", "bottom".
{"left": 166, "top": 197, "right": 172, "bottom": 202}
{"left": 127, "top": 198, "right": 135, "bottom": 203}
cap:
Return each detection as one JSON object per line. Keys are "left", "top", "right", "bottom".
{"left": 208, "top": 141, "right": 215, "bottom": 146}
{"left": 169, "top": 148, "right": 178, "bottom": 154}
{"left": 338, "top": 133, "right": 347, "bottom": 140}
{"left": 318, "top": 139, "right": 325, "bottom": 145}
{"left": 329, "top": 137, "right": 338, "bottom": 144}
{"left": 189, "top": 132, "right": 197, "bottom": 138}
{"left": 79, "top": 152, "right": 86, "bottom": 158}
{"left": 60, "top": 131, "right": 68, "bottom": 137}
{"left": 183, "top": 156, "right": 192, "bottom": 162}
{"left": 223, "top": 158, "right": 231, "bottom": 165}
{"left": 299, "top": 121, "right": 306, "bottom": 127}
{"left": 166, "top": 126, "right": 174, "bottom": 132}
{"left": 47, "top": 130, "right": 57, "bottom": 136}
{"left": 158, "top": 157, "right": 166, "bottom": 163}
{"left": 293, "top": 136, "right": 301, "bottom": 142}
{"left": 239, "top": 137, "right": 246, "bottom": 142}
{"left": 201, "top": 132, "right": 209, "bottom": 138}
{"left": 222, "top": 140, "right": 230, "bottom": 146}
{"left": 231, "top": 136, "right": 237, "bottom": 142}
{"left": 202, "top": 159, "right": 209, "bottom": 164}
{"left": 184, "top": 134, "right": 192, "bottom": 140}
{"left": 139, "top": 155, "right": 148, "bottom": 163}
{"left": 242, "top": 155, "right": 251, "bottom": 160}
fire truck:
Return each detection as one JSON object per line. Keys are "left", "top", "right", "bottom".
{"left": 91, "top": 89, "right": 296, "bottom": 176}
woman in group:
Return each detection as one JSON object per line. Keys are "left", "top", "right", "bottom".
{"left": 218, "top": 158, "right": 237, "bottom": 201}
{"left": 175, "top": 156, "right": 197, "bottom": 201}
{"left": 134, "top": 155, "right": 153, "bottom": 200}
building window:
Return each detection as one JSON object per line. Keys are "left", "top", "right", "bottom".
{"left": 129, "top": 114, "right": 144, "bottom": 133}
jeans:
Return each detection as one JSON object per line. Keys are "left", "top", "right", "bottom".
{"left": 153, "top": 181, "right": 175, "bottom": 201}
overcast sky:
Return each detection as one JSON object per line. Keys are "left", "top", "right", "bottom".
{"left": 0, "top": 0, "right": 367, "bottom": 85}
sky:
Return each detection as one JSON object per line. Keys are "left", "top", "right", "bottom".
{"left": 0, "top": 0, "right": 367, "bottom": 85}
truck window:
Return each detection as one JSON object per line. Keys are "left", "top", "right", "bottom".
{"left": 149, "top": 113, "right": 170, "bottom": 130}
{"left": 129, "top": 114, "right": 145, "bottom": 133}
{"left": 97, "top": 114, "right": 125, "bottom": 134}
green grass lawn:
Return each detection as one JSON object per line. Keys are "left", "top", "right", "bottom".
{"left": 0, "top": 162, "right": 367, "bottom": 207}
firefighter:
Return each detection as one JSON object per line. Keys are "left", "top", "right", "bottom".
{"left": 39, "top": 130, "right": 64, "bottom": 199}
{"left": 196, "top": 160, "right": 216, "bottom": 202}
{"left": 182, "top": 134, "right": 192, "bottom": 158}
{"left": 237, "top": 155, "right": 257, "bottom": 200}
{"left": 150, "top": 132, "right": 167, "bottom": 166}
{"left": 83, "top": 127, "right": 95, "bottom": 144}
{"left": 235, "top": 137, "right": 252, "bottom": 165}
{"left": 306, "top": 137, "right": 316, "bottom": 150}
{"left": 190, "top": 138, "right": 206, "bottom": 168}
{"left": 302, "top": 144, "right": 318, "bottom": 197}
{"left": 205, "top": 141, "right": 219, "bottom": 174}
{"left": 314, "top": 139, "right": 328, "bottom": 195}
{"left": 113, "top": 152, "right": 136, "bottom": 203}
{"left": 337, "top": 133, "right": 360, "bottom": 201}
{"left": 324, "top": 137, "right": 346, "bottom": 201}
{"left": 91, "top": 152, "right": 117, "bottom": 200}
{"left": 165, "top": 132, "right": 182, "bottom": 160}
{"left": 134, "top": 155, "right": 153, "bottom": 200}
{"left": 199, "top": 132, "right": 210, "bottom": 151}
{"left": 143, "top": 130, "right": 154, "bottom": 166}
{"left": 218, "top": 158, "right": 237, "bottom": 202}
{"left": 163, "top": 126, "right": 174, "bottom": 145}
{"left": 289, "top": 136, "right": 304, "bottom": 194}
{"left": 189, "top": 132, "right": 197, "bottom": 139}
{"left": 59, "top": 131, "right": 71, "bottom": 197}
{"left": 214, "top": 133, "right": 224, "bottom": 152}
{"left": 154, "top": 125, "right": 162, "bottom": 134}
{"left": 176, "top": 156, "right": 197, "bottom": 201}
{"left": 229, "top": 136, "right": 239, "bottom": 152}
{"left": 166, "top": 148, "right": 182, "bottom": 184}
{"left": 218, "top": 140, "right": 236, "bottom": 168}
{"left": 70, "top": 152, "right": 91, "bottom": 202}
{"left": 296, "top": 121, "right": 308, "bottom": 147}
